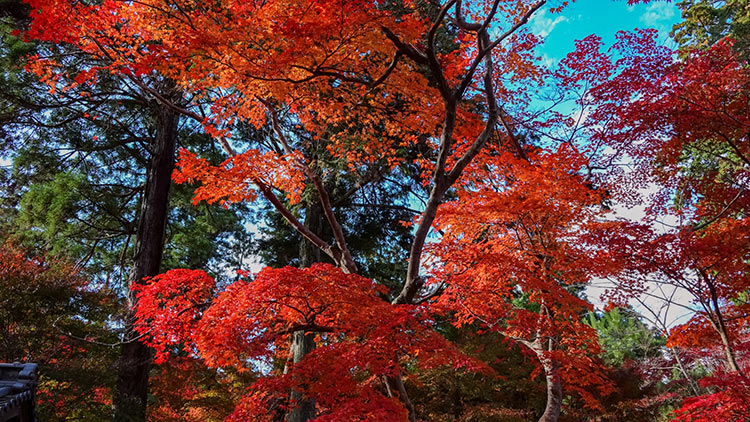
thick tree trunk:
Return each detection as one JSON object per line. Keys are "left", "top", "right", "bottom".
{"left": 287, "top": 331, "right": 317, "bottom": 422}
{"left": 299, "top": 203, "right": 323, "bottom": 269}
{"left": 113, "top": 103, "right": 178, "bottom": 422}
{"left": 286, "top": 203, "right": 324, "bottom": 422}
{"left": 538, "top": 357, "right": 562, "bottom": 422}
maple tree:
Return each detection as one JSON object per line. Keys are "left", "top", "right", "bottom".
{"left": 241, "top": 114, "right": 425, "bottom": 421}
{"left": 672, "top": 372, "right": 750, "bottom": 422}
{"left": 561, "top": 15, "right": 750, "bottom": 419}
{"left": 427, "top": 146, "right": 620, "bottom": 421}
{"left": 133, "top": 264, "right": 482, "bottom": 421}
{"left": 18, "top": 0, "right": 560, "bottom": 418}
{"left": 14, "top": 0, "right": 711, "bottom": 420}
{"left": 581, "top": 30, "right": 750, "bottom": 367}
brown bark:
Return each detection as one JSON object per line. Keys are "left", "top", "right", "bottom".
{"left": 537, "top": 357, "right": 562, "bottom": 422}
{"left": 384, "top": 375, "right": 417, "bottom": 422}
{"left": 286, "top": 202, "right": 324, "bottom": 422}
{"left": 287, "top": 331, "right": 317, "bottom": 422}
{"left": 717, "top": 319, "right": 743, "bottom": 373}
{"left": 299, "top": 203, "right": 324, "bottom": 269}
{"left": 707, "top": 280, "right": 744, "bottom": 374}
{"left": 112, "top": 102, "right": 178, "bottom": 422}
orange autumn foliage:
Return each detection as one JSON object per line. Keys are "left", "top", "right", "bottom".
{"left": 428, "top": 145, "right": 619, "bottom": 409}
{"left": 431, "top": 148, "right": 608, "bottom": 319}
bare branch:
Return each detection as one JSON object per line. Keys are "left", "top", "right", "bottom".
{"left": 447, "top": 30, "right": 499, "bottom": 182}
{"left": 454, "top": 0, "right": 481, "bottom": 31}
{"left": 499, "top": 111, "right": 529, "bottom": 161}
{"left": 427, "top": 0, "right": 458, "bottom": 52}
{"left": 455, "top": 0, "right": 546, "bottom": 99}
{"left": 381, "top": 26, "right": 428, "bottom": 65}
{"left": 262, "top": 100, "right": 358, "bottom": 274}
{"left": 484, "top": 0, "right": 546, "bottom": 53}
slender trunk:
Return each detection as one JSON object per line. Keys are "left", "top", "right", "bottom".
{"left": 286, "top": 202, "right": 323, "bottom": 422}
{"left": 113, "top": 103, "right": 178, "bottom": 422}
{"left": 707, "top": 279, "right": 743, "bottom": 374}
{"left": 669, "top": 345, "right": 702, "bottom": 396}
{"left": 717, "top": 325, "right": 743, "bottom": 374}
{"left": 384, "top": 375, "right": 417, "bottom": 422}
{"left": 537, "top": 355, "right": 562, "bottom": 422}
{"left": 530, "top": 301, "right": 561, "bottom": 422}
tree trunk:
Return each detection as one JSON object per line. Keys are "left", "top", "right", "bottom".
{"left": 708, "top": 279, "right": 744, "bottom": 374}
{"left": 286, "top": 202, "right": 324, "bottom": 422}
{"left": 113, "top": 103, "right": 178, "bottom": 422}
{"left": 537, "top": 356, "right": 562, "bottom": 422}
{"left": 718, "top": 324, "right": 743, "bottom": 374}
{"left": 299, "top": 202, "right": 323, "bottom": 269}
{"left": 384, "top": 374, "right": 417, "bottom": 422}
{"left": 287, "top": 331, "right": 317, "bottom": 422}
{"left": 669, "top": 345, "right": 702, "bottom": 396}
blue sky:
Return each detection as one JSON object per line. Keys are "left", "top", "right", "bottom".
{"left": 528, "top": 1, "right": 693, "bottom": 326}
{"left": 532, "top": 0, "right": 681, "bottom": 64}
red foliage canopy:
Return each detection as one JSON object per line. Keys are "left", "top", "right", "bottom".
{"left": 133, "top": 264, "right": 484, "bottom": 421}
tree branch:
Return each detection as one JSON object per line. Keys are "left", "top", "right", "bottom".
{"left": 262, "top": 100, "right": 358, "bottom": 274}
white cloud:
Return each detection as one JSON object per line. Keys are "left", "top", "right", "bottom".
{"left": 530, "top": 9, "right": 569, "bottom": 39}
{"left": 640, "top": 2, "right": 675, "bottom": 27}
{"left": 540, "top": 53, "right": 560, "bottom": 68}
{"left": 586, "top": 175, "right": 693, "bottom": 329}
